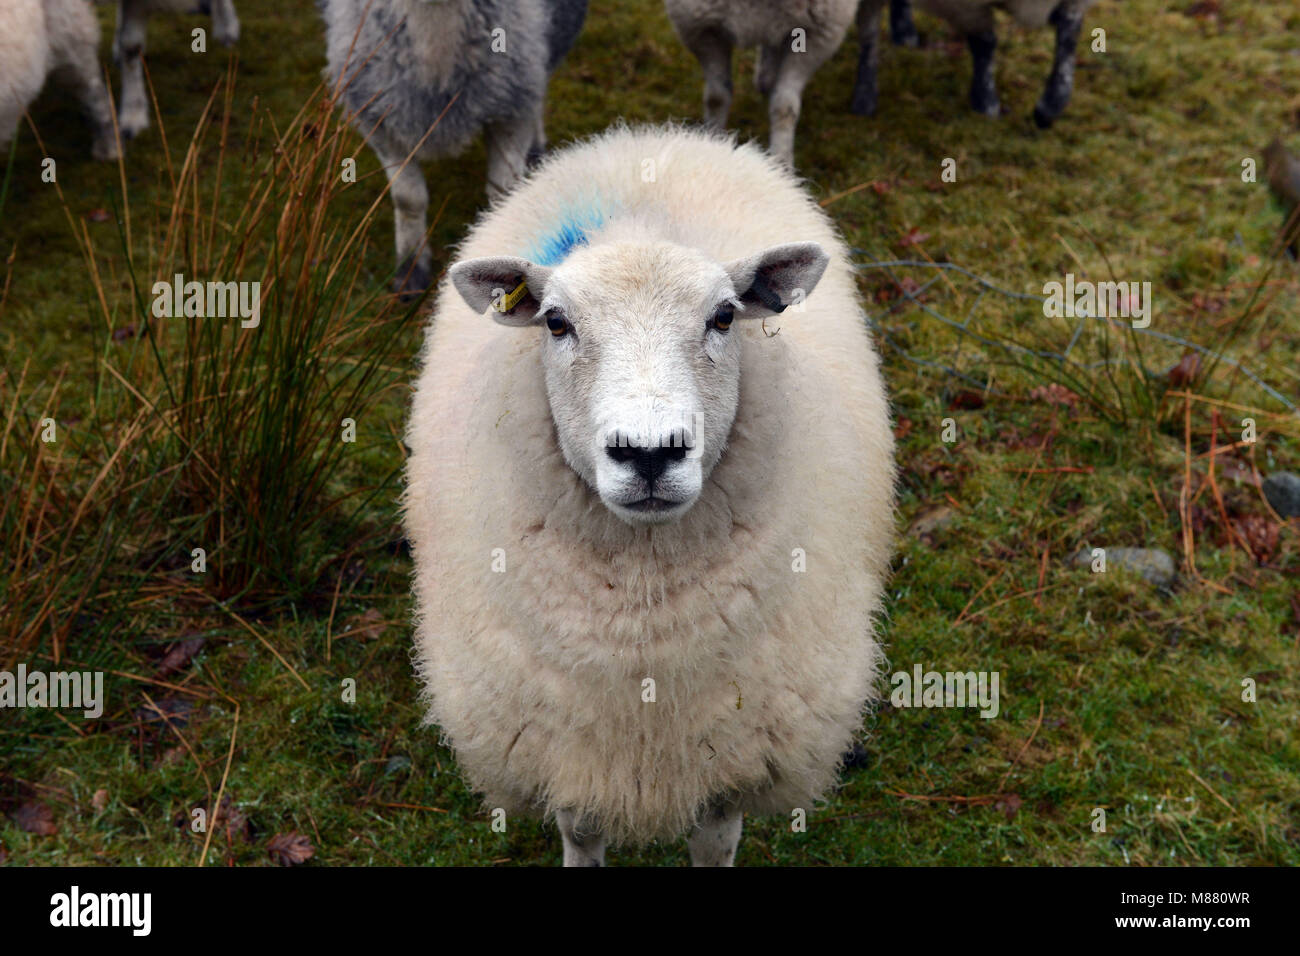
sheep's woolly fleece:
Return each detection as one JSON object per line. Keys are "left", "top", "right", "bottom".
{"left": 914, "top": 0, "right": 1095, "bottom": 33}
{"left": 0, "top": 0, "right": 97, "bottom": 149}
{"left": 664, "top": 0, "right": 857, "bottom": 51}
{"left": 404, "top": 125, "right": 896, "bottom": 844}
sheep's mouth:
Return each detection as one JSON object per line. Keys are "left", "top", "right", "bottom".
{"left": 623, "top": 496, "right": 686, "bottom": 513}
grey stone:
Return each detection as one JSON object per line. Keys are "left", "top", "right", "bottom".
{"left": 1071, "top": 547, "right": 1176, "bottom": 587}
{"left": 1262, "top": 471, "right": 1300, "bottom": 518}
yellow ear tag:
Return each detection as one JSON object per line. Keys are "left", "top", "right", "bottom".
{"left": 495, "top": 280, "right": 528, "bottom": 313}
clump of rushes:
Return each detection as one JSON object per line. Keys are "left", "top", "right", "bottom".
{"left": 108, "top": 67, "right": 427, "bottom": 603}
{"left": 1, "top": 65, "right": 427, "bottom": 667}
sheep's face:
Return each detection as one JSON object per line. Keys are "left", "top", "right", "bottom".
{"left": 450, "top": 240, "right": 828, "bottom": 526}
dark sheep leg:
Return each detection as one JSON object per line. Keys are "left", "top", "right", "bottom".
{"left": 890, "top": 0, "right": 918, "bottom": 47}
{"left": 850, "top": 1, "right": 883, "bottom": 116}
{"left": 967, "top": 29, "right": 999, "bottom": 117}
{"left": 1033, "top": 3, "right": 1084, "bottom": 128}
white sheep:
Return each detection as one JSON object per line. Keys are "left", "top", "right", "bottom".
{"left": 1, "top": 0, "right": 118, "bottom": 160}
{"left": 321, "top": 0, "right": 588, "bottom": 295}
{"left": 112, "top": 0, "right": 240, "bottom": 139}
{"left": 664, "top": 0, "right": 858, "bottom": 167}
{"left": 403, "top": 124, "right": 896, "bottom": 865}
{"left": 854, "top": 0, "right": 1096, "bottom": 125}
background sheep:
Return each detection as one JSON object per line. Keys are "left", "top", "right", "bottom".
{"left": 113, "top": 0, "right": 241, "bottom": 139}
{"left": 403, "top": 124, "right": 896, "bottom": 865}
{"left": 854, "top": 0, "right": 1095, "bottom": 126}
{"left": 1, "top": 0, "right": 118, "bottom": 160}
{"left": 321, "top": 0, "right": 588, "bottom": 295}
{"left": 664, "top": 0, "right": 858, "bottom": 167}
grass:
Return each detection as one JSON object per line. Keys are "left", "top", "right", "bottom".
{"left": 1, "top": 0, "right": 1297, "bottom": 866}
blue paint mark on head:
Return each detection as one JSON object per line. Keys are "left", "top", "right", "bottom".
{"left": 527, "top": 203, "right": 605, "bottom": 266}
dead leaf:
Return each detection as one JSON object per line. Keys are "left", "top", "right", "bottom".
{"left": 12, "top": 802, "right": 57, "bottom": 835}
{"left": 92, "top": 789, "right": 109, "bottom": 811}
{"left": 898, "top": 226, "right": 931, "bottom": 248}
{"left": 948, "top": 390, "right": 986, "bottom": 410}
{"left": 1217, "top": 459, "right": 1259, "bottom": 486}
{"left": 897, "top": 276, "right": 928, "bottom": 302}
{"left": 1183, "top": 0, "right": 1220, "bottom": 18}
{"left": 1166, "top": 353, "right": 1201, "bottom": 388}
{"left": 155, "top": 636, "right": 206, "bottom": 676}
{"left": 111, "top": 324, "right": 136, "bottom": 342}
{"left": 218, "top": 796, "right": 251, "bottom": 843}
{"left": 86, "top": 208, "right": 111, "bottom": 223}
{"left": 340, "top": 607, "right": 388, "bottom": 642}
{"left": 893, "top": 416, "right": 914, "bottom": 440}
{"left": 995, "top": 793, "right": 1022, "bottom": 820}
{"left": 268, "top": 832, "right": 314, "bottom": 866}
{"left": 1028, "top": 384, "right": 1079, "bottom": 409}
{"left": 1233, "top": 514, "right": 1279, "bottom": 563}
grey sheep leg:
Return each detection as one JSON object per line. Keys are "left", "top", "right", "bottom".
{"left": 113, "top": 0, "right": 150, "bottom": 138}
{"left": 209, "top": 0, "right": 241, "bottom": 48}
{"left": 375, "top": 140, "right": 431, "bottom": 298}
{"left": 556, "top": 810, "right": 607, "bottom": 867}
{"left": 485, "top": 110, "right": 540, "bottom": 198}
{"left": 684, "top": 28, "right": 734, "bottom": 130}
{"left": 687, "top": 799, "right": 743, "bottom": 867}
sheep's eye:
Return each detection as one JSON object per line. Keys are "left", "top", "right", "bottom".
{"left": 709, "top": 306, "right": 734, "bottom": 333}
{"left": 545, "top": 313, "right": 570, "bottom": 337}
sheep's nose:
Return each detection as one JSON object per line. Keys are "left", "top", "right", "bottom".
{"left": 606, "top": 442, "right": 687, "bottom": 485}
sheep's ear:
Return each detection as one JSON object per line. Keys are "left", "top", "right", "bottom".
{"left": 448, "top": 256, "right": 553, "bottom": 326}
{"left": 724, "top": 242, "right": 829, "bottom": 317}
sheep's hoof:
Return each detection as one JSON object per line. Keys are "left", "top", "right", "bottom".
{"left": 971, "top": 96, "right": 1001, "bottom": 118}
{"left": 849, "top": 90, "right": 878, "bottom": 117}
{"left": 892, "top": 26, "right": 919, "bottom": 47}
{"left": 92, "top": 136, "right": 121, "bottom": 162}
{"left": 392, "top": 259, "right": 431, "bottom": 301}
{"left": 1031, "top": 105, "right": 1057, "bottom": 130}
{"left": 118, "top": 111, "right": 150, "bottom": 140}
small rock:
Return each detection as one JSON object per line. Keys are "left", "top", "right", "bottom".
{"left": 1262, "top": 472, "right": 1300, "bottom": 517}
{"left": 907, "top": 503, "right": 956, "bottom": 538}
{"left": 1071, "top": 547, "right": 1176, "bottom": 587}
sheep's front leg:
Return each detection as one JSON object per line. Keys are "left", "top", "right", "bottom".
{"left": 375, "top": 142, "right": 431, "bottom": 297}
{"left": 485, "top": 112, "right": 538, "bottom": 198}
{"left": 849, "top": 0, "right": 884, "bottom": 116}
{"left": 209, "top": 0, "right": 241, "bottom": 48}
{"left": 684, "top": 29, "right": 733, "bottom": 130}
{"left": 767, "top": 32, "right": 837, "bottom": 167}
{"left": 526, "top": 81, "right": 549, "bottom": 169}
{"left": 890, "top": 0, "right": 918, "bottom": 47}
{"left": 755, "top": 43, "right": 783, "bottom": 98}
{"left": 57, "top": 58, "right": 119, "bottom": 162}
{"left": 1032, "top": 2, "right": 1083, "bottom": 129}
{"left": 556, "top": 810, "right": 607, "bottom": 867}
{"left": 114, "top": 0, "right": 151, "bottom": 138}
{"left": 687, "top": 800, "right": 742, "bottom": 867}
{"left": 966, "top": 29, "right": 1000, "bottom": 117}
